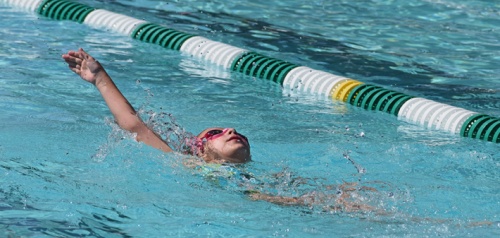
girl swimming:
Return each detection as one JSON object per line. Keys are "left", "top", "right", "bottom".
{"left": 62, "top": 48, "right": 376, "bottom": 213}
{"left": 62, "top": 48, "right": 251, "bottom": 164}
{"left": 62, "top": 49, "right": 499, "bottom": 225}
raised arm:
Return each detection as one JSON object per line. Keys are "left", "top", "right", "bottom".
{"left": 62, "top": 48, "right": 172, "bottom": 152}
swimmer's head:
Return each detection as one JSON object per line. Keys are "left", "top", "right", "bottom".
{"left": 193, "top": 127, "right": 251, "bottom": 164}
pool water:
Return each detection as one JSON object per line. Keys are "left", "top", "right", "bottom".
{"left": 1, "top": 0, "right": 499, "bottom": 237}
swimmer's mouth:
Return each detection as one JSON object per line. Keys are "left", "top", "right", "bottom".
{"left": 228, "top": 135, "right": 248, "bottom": 145}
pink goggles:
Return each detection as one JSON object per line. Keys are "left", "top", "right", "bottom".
{"left": 202, "top": 128, "right": 249, "bottom": 143}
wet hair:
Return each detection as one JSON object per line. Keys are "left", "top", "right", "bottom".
{"left": 180, "top": 136, "right": 202, "bottom": 156}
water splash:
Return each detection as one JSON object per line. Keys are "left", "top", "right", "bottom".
{"left": 139, "top": 109, "right": 198, "bottom": 154}
{"left": 89, "top": 80, "right": 199, "bottom": 160}
{"left": 343, "top": 150, "right": 366, "bottom": 174}
{"left": 91, "top": 117, "right": 136, "bottom": 162}
{"left": 134, "top": 82, "right": 199, "bottom": 154}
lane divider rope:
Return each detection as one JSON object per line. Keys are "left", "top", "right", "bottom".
{"left": 3, "top": 0, "right": 499, "bottom": 143}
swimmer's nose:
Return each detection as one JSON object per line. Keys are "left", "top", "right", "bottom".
{"left": 226, "top": 128, "right": 236, "bottom": 135}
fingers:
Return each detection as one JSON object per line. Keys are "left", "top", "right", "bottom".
{"left": 78, "top": 48, "right": 87, "bottom": 59}
{"left": 79, "top": 48, "right": 96, "bottom": 62}
{"left": 63, "top": 48, "right": 87, "bottom": 61}
{"left": 62, "top": 49, "right": 88, "bottom": 65}
{"left": 62, "top": 50, "right": 84, "bottom": 76}
{"left": 62, "top": 48, "right": 97, "bottom": 63}
{"left": 67, "top": 64, "right": 80, "bottom": 75}
{"left": 64, "top": 50, "right": 82, "bottom": 59}
{"left": 62, "top": 51, "right": 80, "bottom": 62}
{"left": 62, "top": 54, "right": 82, "bottom": 68}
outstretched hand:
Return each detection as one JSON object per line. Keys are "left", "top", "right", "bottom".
{"left": 62, "top": 48, "right": 104, "bottom": 85}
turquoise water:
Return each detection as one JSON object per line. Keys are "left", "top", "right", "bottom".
{"left": 1, "top": 0, "right": 499, "bottom": 237}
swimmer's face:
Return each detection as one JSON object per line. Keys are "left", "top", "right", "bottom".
{"left": 197, "top": 127, "right": 251, "bottom": 164}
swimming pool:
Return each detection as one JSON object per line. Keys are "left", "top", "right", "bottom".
{"left": 1, "top": 0, "right": 499, "bottom": 236}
